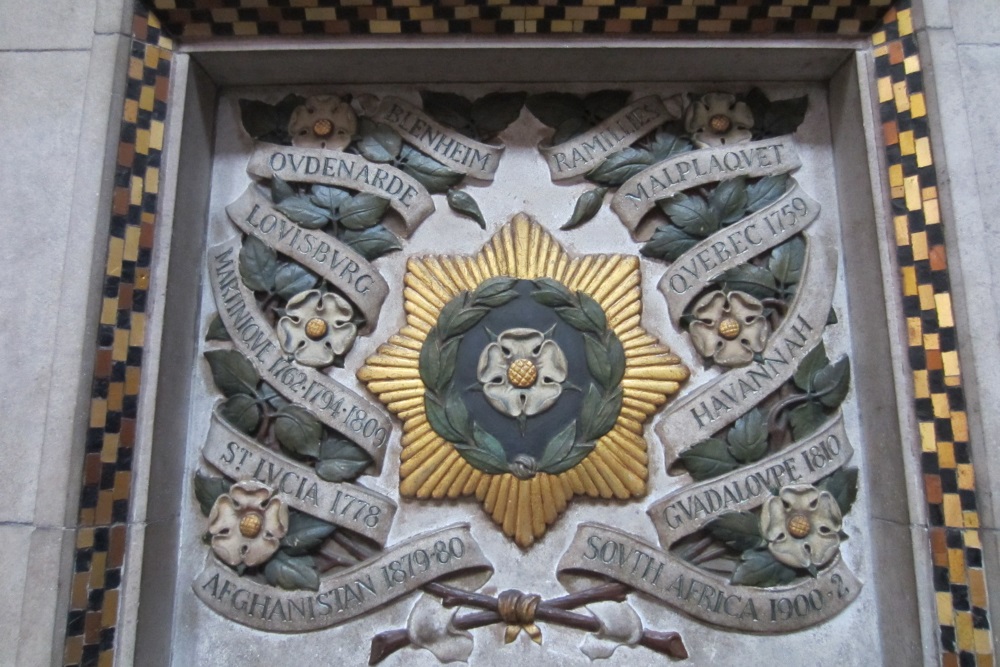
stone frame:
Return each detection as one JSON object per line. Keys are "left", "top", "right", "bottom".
{"left": 94, "top": 36, "right": 935, "bottom": 666}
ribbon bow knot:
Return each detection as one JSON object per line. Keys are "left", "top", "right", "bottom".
{"left": 497, "top": 589, "right": 543, "bottom": 644}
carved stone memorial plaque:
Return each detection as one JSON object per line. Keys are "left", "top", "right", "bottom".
{"left": 178, "top": 82, "right": 879, "bottom": 665}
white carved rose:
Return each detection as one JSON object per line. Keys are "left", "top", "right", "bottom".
{"left": 477, "top": 328, "right": 568, "bottom": 418}
{"left": 688, "top": 290, "right": 769, "bottom": 368}
{"left": 278, "top": 289, "right": 358, "bottom": 368}
{"left": 684, "top": 92, "right": 754, "bottom": 148}
{"left": 760, "top": 484, "right": 843, "bottom": 569}
{"left": 208, "top": 480, "right": 289, "bottom": 568}
{"left": 288, "top": 95, "right": 358, "bottom": 151}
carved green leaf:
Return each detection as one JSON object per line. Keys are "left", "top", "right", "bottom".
{"left": 551, "top": 116, "right": 591, "bottom": 145}
{"left": 277, "top": 195, "right": 332, "bottom": 230}
{"left": 745, "top": 88, "right": 810, "bottom": 138}
{"left": 562, "top": 187, "right": 608, "bottom": 230}
{"left": 218, "top": 394, "right": 261, "bottom": 435}
{"left": 238, "top": 99, "right": 279, "bottom": 138}
{"left": 788, "top": 401, "right": 827, "bottom": 440}
{"left": 706, "top": 511, "right": 767, "bottom": 552}
{"left": 273, "top": 405, "right": 323, "bottom": 458}
{"left": 274, "top": 93, "right": 306, "bottom": 125}
{"left": 658, "top": 192, "right": 719, "bottom": 237}
{"left": 472, "top": 276, "right": 517, "bottom": 308}
{"left": 586, "top": 147, "right": 655, "bottom": 187}
{"left": 420, "top": 91, "right": 474, "bottom": 135}
{"left": 710, "top": 177, "right": 749, "bottom": 226}
{"left": 605, "top": 332, "right": 626, "bottom": 388}
{"left": 470, "top": 91, "right": 526, "bottom": 140}
{"left": 746, "top": 173, "right": 789, "bottom": 212}
{"left": 538, "top": 421, "right": 592, "bottom": 474}
{"left": 731, "top": 549, "right": 798, "bottom": 586}
{"left": 204, "top": 349, "right": 260, "bottom": 397}
{"left": 271, "top": 176, "right": 296, "bottom": 204}
{"left": 238, "top": 235, "right": 278, "bottom": 291}
{"left": 814, "top": 357, "right": 851, "bottom": 408}
{"left": 581, "top": 293, "right": 608, "bottom": 332}
{"left": 274, "top": 262, "right": 319, "bottom": 300}
{"left": 531, "top": 278, "right": 573, "bottom": 308}
{"left": 640, "top": 225, "right": 699, "bottom": 262}
{"left": 341, "top": 225, "right": 402, "bottom": 261}
{"left": 436, "top": 294, "right": 489, "bottom": 337}
{"left": 265, "top": 551, "right": 320, "bottom": 591}
{"left": 356, "top": 119, "right": 402, "bottom": 163}
{"left": 400, "top": 145, "right": 464, "bottom": 193}
{"left": 525, "top": 92, "right": 586, "bottom": 129}
{"left": 459, "top": 423, "right": 510, "bottom": 474}
{"left": 583, "top": 334, "right": 613, "bottom": 390}
{"left": 818, "top": 467, "right": 859, "bottom": 515}
{"left": 579, "top": 384, "right": 623, "bottom": 442}
{"left": 316, "top": 437, "right": 372, "bottom": 482}
{"left": 280, "top": 511, "right": 337, "bottom": 556}
{"left": 679, "top": 438, "right": 741, "bottom": 481}
{"left": 727, "top": 409, "right": 768, "bottom": 463}
{"left": 472, "top": 277, "right": 519, "bottom": 307}
{"left": 584, "top": 90, "right": 630, "bottom": 122}
{"left": 417, "top": 328, "right": 442, "bottom": 390}
{"left": 553, "top": 305, "right": 596, "bottom": 333}
{"left": 648, "top": 127, "right": 693, "bottom": 161}
{"left": 419, "top": 329, "right": 460, "bottom": 394}
{"left": 425, "top": 392, "right": 468, "bottom": 443}
{"left": 259, "top": 382, "right": 288, "bottom": 410}
{"left": 719, "top": 264, "right": 779, "bottom": 299}
{"left": 338, "top": 192, "right": 390, "bottom": 231}
{"left": 769, "top": 236, "right": 806, "bottom": 286}
{"left": 446, "top": 189, "right": 486, "bottom": 229}
{"left": 581, "top": 331, "right": 625, "bottom": 390}
{"left": 793, "top": 342, "right": 829, "bottom": 392}
{"left": 194, "top": 473, "right": 231, "bottom": 517}
{"left": 206, "top": 313, "right": 230, "bottom": 341}
{"left": 310, "top": 184, "right": 352, "bottom": 214}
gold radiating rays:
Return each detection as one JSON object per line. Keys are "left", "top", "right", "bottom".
{"left": 358, "top": 214, "right": 689, "bottom": 547}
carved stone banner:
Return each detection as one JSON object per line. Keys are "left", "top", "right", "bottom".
{"left": 376, "top": 96, "right": 504, "bottom": 180}
{"left": 189, "top": 86, "right": 870, "bottom": 663}
{"left": 208, "top": 237, "right": 393, "bottom": 467}
{"left": 247, "top": 143, "right": 435, "bottom": 232}
{"left": 558, "top": 524, "right": 861, "bottom": 633}
{"left": 658, "top": 181, "right": 821, "bottom": 325}
{"left": 203, "top": 409, "right": 398, "bottom": 544}
{"left": 194, "top": 524, "right": 491, "bottom": 632}
{"left": 227, "top": 186, "right": 389, "bottom": 333}
{"left": 611, "top": 137, "right": 802, "bottom": 232}
{"left": 656, "top": 231, "right": 838, "bottom": 461}
{"left": 541, "top": 95, "right": 673, "bottom": 180}
{"left": 648, "top": 415, "right": 853, "bottom": 543}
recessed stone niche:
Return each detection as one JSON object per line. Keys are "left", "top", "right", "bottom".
{"left": 126, "top": 43, "right": 928, "bottom": 666}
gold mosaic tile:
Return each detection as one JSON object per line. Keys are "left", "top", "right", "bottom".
{"left": 143, "top": 0, "right": 893, "bottom": 38}
{"left": 62, "top": 4, "right": 171, "bottom": 666}
{"left": 873, "top": 3, "right": 993, "bottom": 663}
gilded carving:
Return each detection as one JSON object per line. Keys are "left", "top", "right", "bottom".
{"left": 188, "top": 85, "right": 866, "bottom": 662}
{"left": 358, "top": 216, "right": 689, "bottom": 548}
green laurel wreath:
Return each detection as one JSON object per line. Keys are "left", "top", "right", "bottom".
{"left": 419, "top": 276, "right": 625, "bottom": 478}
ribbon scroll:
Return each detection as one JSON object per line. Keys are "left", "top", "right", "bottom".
{"left": 208, "top": 236, "right": 394, "bottom": 469}
{"left": 247, "top": 143, "right": 435, "bottom": 233}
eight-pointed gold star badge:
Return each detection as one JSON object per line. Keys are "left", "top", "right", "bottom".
{"left": 358, "top": 214, "right": 689, "bottom": 547}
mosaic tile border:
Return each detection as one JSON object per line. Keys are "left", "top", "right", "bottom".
{"left": 872, "top": 2, "right": 994, "bottom": 664}
{"left": 63, "top": 0, "right": 995, "bottom": 665}
{"left": 145, "top": 0, "right": 894, "bottom": 38}
{"left": 61, "top": 5, "right": 172, "bottom": 666}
